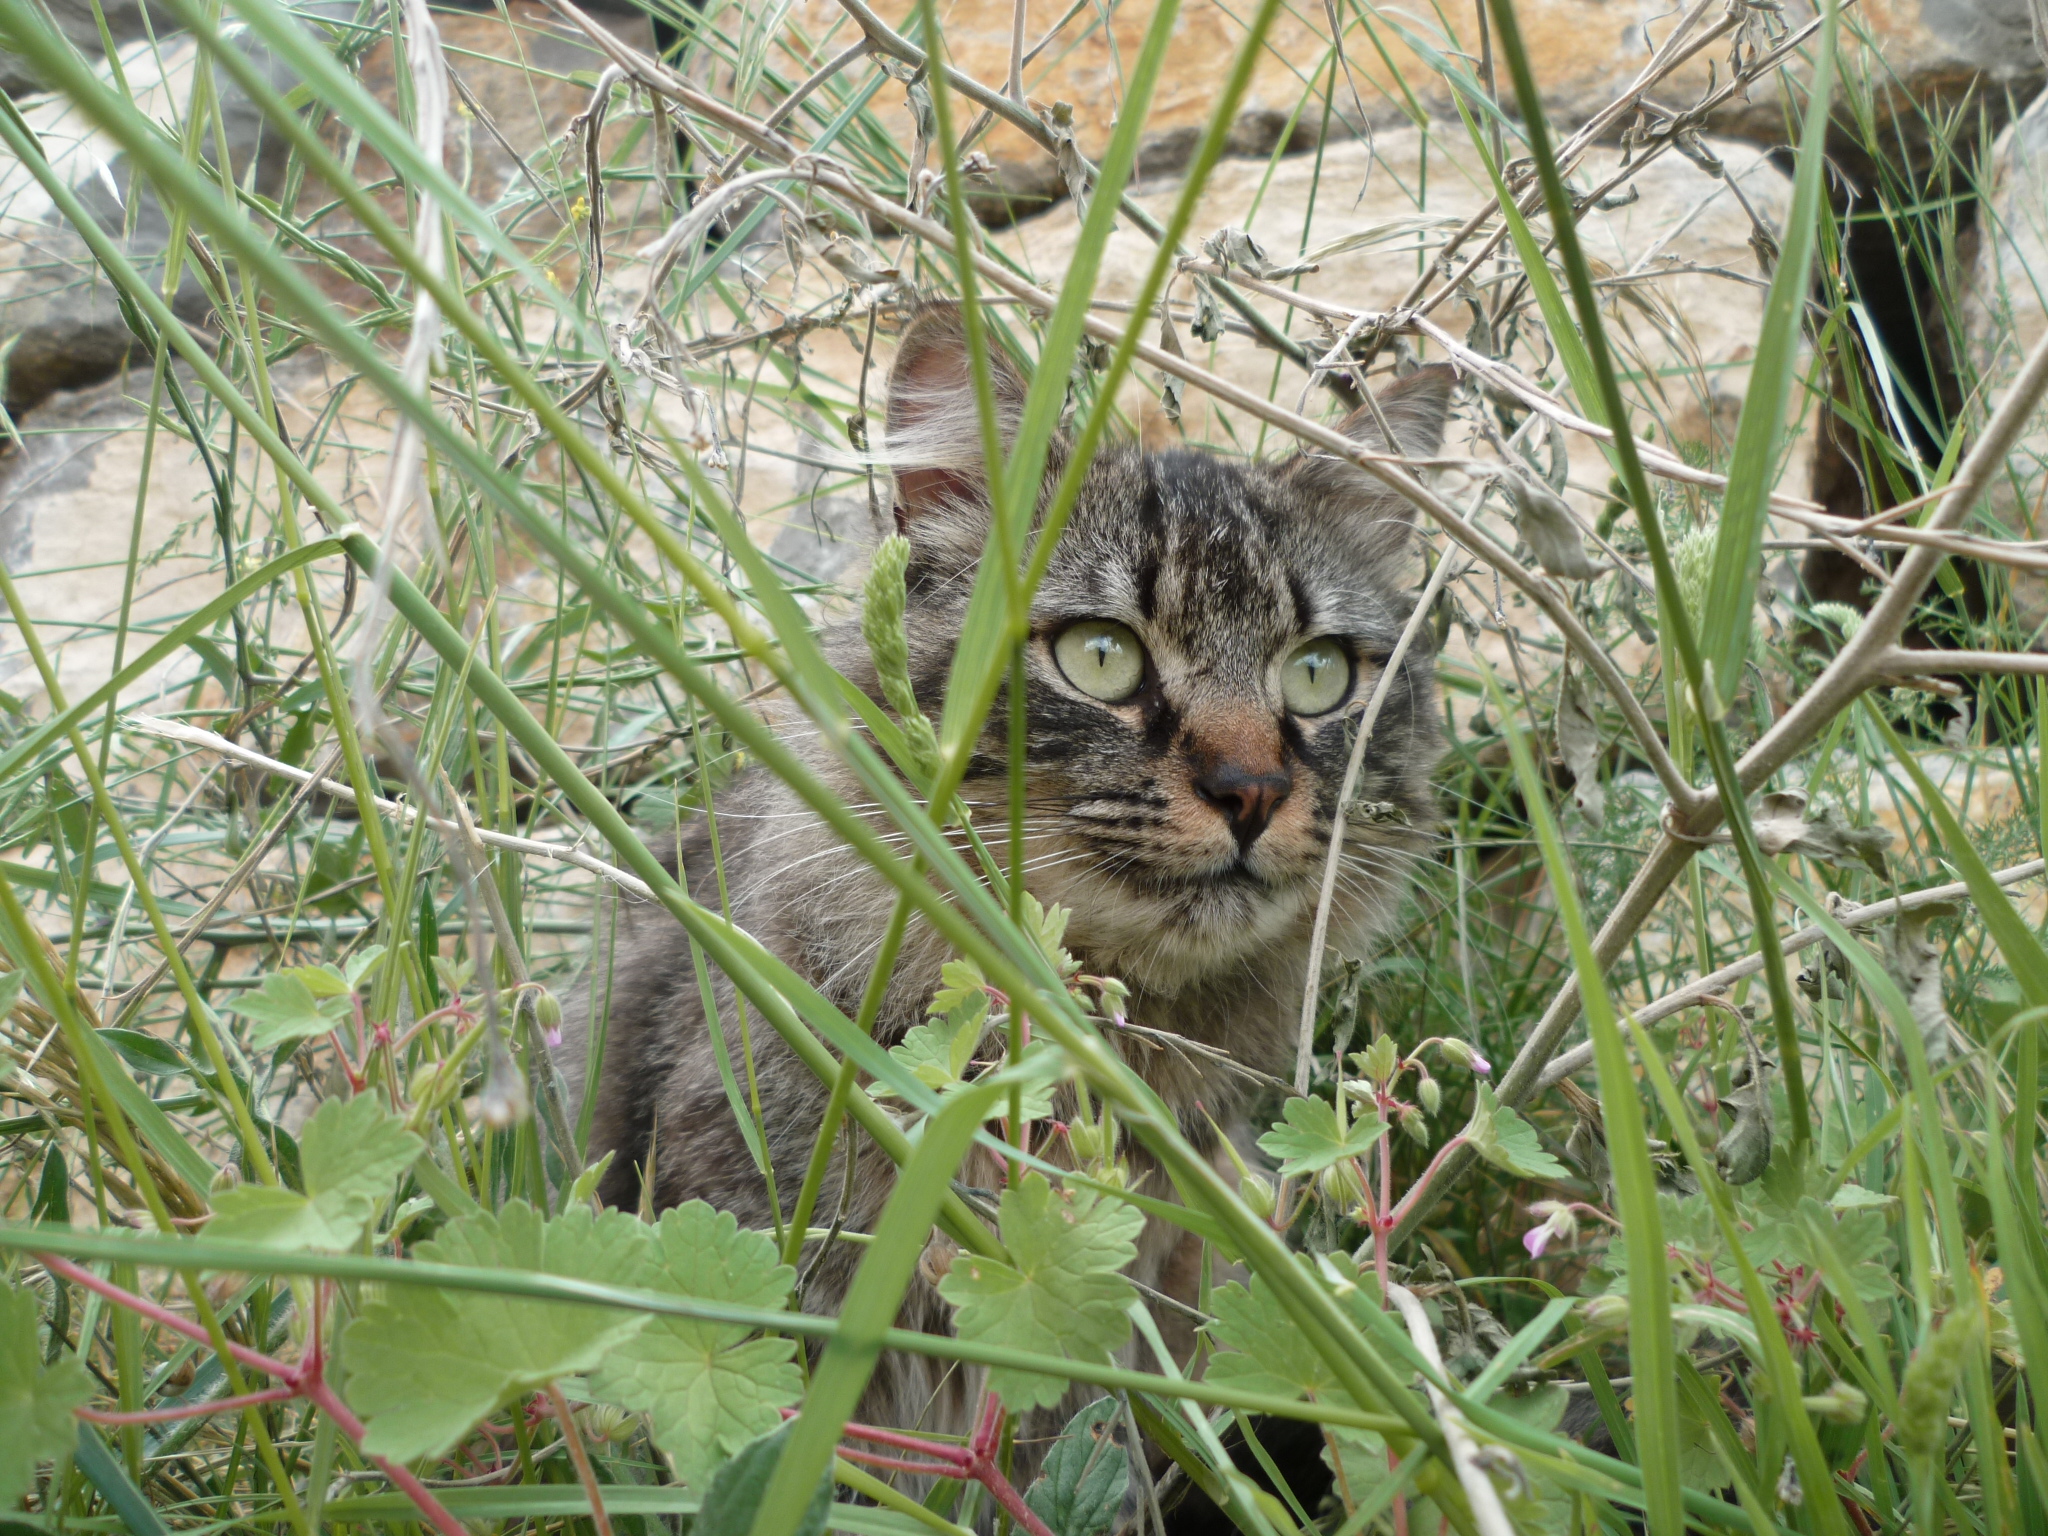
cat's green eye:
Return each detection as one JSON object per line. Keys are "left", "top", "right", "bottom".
{"left": 1281, "top": 640, "right": 1352, "bottom": 716}
{"left": 1054, "top": 620, "right": 1146, "bottom": 702}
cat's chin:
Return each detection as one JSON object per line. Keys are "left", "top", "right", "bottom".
{"left": 1033, "top": 855, "right": 1327, "bottom": 993}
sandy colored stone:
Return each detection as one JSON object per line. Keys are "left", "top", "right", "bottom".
{"left": 779, "top": 0, "right": 2036, "bottom": 189}
{"left": 1961, "top": 85, "right": 2048, "bottom": 634}
{"left": 994, "top": 127, "right": 1799, "bottom": 456}
{"left": 0, "top": 354, "right": 393, "bottom": 709}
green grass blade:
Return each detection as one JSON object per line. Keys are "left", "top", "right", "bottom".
{"left": 745, "top": 1075, "right": 1005, "bottom": 1536}
{"left": 1623, "top": 1017, "right": 1852, "bottom": 1536}
{"left": 1867, "top": 703, "right": 2048, "bottom": 1005}
{"left": 1482, "top": 662, "right": 1684, "bottom": 1536}
{"left": 1699, "top": 0, "right": 1838, "bottom": 710}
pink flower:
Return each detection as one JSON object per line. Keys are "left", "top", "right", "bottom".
{"left": 1522, "top": 1201, "right": 1576, "bottom": 1259}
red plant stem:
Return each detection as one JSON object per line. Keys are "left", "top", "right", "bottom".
{"left": 43, "top": 1256, "right": 288, "bottom": 1377}
{"left": 41, "top": 1254, "right": 470, "bottom": 1536}
{"left": 327, "top": 1028, "right": 366, "bottom": 1091}
{"left": 968, "top": 1453, "right": 1057, "bottom": 1536}
{"left": 971, "top": 1392, "right": 1004, "bottom": 1458}
{"left": 817, "top": 1401, "right": 1051, "bottom": 1536}
{"left": 835, "top": 1448, "right": 970, "bottom": 1480}
{"left": 1385, "top": 1136, "right": 1468, "bottom": 1233}
{"left": 79, "top": 1386, "right": 298, "bottom": 1425}
{"left": 546, "top": 1382, "right": 613, "bottom": 1536}
{"left": 299, "top": 1376, "right": 471, "bottom": 1536}
{"left": 835, "top": 1421, "right": 975, "bottom": 1467}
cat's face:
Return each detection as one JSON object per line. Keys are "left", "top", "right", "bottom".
{"left": 874, "top": 308, "right": 1450, "bottom": 995}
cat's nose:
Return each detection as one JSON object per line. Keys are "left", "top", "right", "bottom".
{"left": 1193, "top": 761, "right": 1292, "bottom": 850}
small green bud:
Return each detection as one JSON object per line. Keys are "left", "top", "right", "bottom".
{"left": 1317, "top": 1159, "right": 1367, "bottom": 1214}
{"left": 479, "top": 1038, "right": 529, "bottom": 1130}
{"left": 1238, "top": 1171, "right": 1277, "bottom": 1220}
{"left": 210, "top": 1162, "right": 242, "bottom": 1195}
{"left": 1399, "top": 1108, "right": 1430, "bottom": 1146}
{"left": 1801, "top": 1382, "right": 1868, "bottom": 1425}
{"left": 1438, "top": 1037, "right": 1491, "bottom": 1075}
{"left": 1579, "top": 1293, "right": 1629, "bottom": 1330}
{"left": 1418, "top": 1076, "right": 1442, "bottom": 1116}
{"left": 578, "top": 1403, "right": 637, "bottom": 1444}
{"left": 1066, "top": 1121, "right": 1106, "bottom": 1161}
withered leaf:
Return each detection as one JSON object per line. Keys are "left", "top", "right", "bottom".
{"left": 1883, "top": 901, "right": 1964, "bottom": 1071}
{"left": 1555, "top": 674, "right": 1605, "bottom": 829}
{"left": 1743, "top": 790, "right": 1892, "bottom": 876}
{"left": 1501, "top": 473, "right": 1606, "bottom": 580}
{"left": 1202, "top": 225, "right": 1271, "bottom": 278}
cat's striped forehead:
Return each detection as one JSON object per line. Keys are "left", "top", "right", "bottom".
{"left": 1034, "top": 445, "right": 1408, "bottom": 667}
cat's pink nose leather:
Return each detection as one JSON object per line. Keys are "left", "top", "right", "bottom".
{"left": 1193, "top": 760, "right": 1292, "bottom": 849}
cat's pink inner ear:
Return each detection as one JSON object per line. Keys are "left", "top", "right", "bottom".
{"left": 884, "top": 306, "right": 1029, "bottom": 527}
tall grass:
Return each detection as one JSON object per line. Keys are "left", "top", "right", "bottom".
{"left": 0, "top": 0, "right": 2045, "bottom": 1533}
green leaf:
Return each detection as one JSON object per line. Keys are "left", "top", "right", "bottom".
{"left": 209, "top": 1094, "right": 423, "bottom": 1251}
{"left": 1465, "top": 1085, "right": 1569, "bottom": 1181}
{"left": 929, "top": 959, "right": 988, "bottom": 1018}
{"left": 340, "top": 1201, "right": 648, "bottom": 1460}
{"left": 0, "top": 1283, "right": 91, "bottom": 1506}
{"left": 586, "top": 1202, "right": 803, "bottom": 1486}
{"left": 99, "top": 1028, "right": 193, "bottom": 1079}
{"left": 1203, "top": 1275, "right": 1339, "bottom": 1402}
{"left": 696, "top": 1426, "right": 833, "bottom": 1536}
{"left": 224, "top": 968, "right": 354, "bottom": 1049}
{"left": 938, "top": 1172, "right": 1145, "bottom": 1409}
{"left": 343, "top": 946, "right": 388, "bottom": 989}
{"left": 885, "top": 996, "right": 989, "bottom": 1095}
{"left": 1255, "top": 1096, "right": 1386, "bottom": 1178}
{"left": 1024, "top": 1398, "right": 1129, "bottom": 1536}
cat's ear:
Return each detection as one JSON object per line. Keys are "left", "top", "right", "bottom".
{"left": 1284, "top": 363, "right": 1455, "bottom": 564}
{"left": 1329, "top": 362, "right": 1456, "bottom": 460}
{"left": 884, "top": 304, "right": 1031, "bottom": 537}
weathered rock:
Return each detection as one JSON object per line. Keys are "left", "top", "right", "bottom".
{"left": 807, "top": 0, "right": 2039, "bottom": 221}
{"left": 995, "top": 127, "right": 1797, "bottom": 455}
{"left": 0, "top": 32, "right": 296, "bottom": 417}
{"left": 1961, "top": 84, "right": 2048, "bottom": 633}
{"left": 0, "top": 0, "right": 177, "bottom": 99}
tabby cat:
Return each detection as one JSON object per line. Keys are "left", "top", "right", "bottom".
{"left": 561, "top": 305, "right": 1452, "bottom": 1481}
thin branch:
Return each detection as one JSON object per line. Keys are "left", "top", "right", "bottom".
{"left": 121, "top": 715, "right": 653, "bottom": 900}
{"left": 1296, "top": 551, "right": 1471, "bottom": 1094}
{"left": 1873, "top": 647, "right": 2048, "bottom": 677}
{"left": 1535, "top": 858, "right": 2048, "bottom": 1089}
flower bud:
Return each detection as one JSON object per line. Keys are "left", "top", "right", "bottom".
{"left": 1400, "top": 1108, "right": 1430, "bottom": 1146}
{"left": 210, "top": 1162, "right": 242, "bottom": 1195}
{"left": 1439, "top": 1038, "right": 1491, "bottom": 1075}
{"left": 1317, "top": 1159, "right": 1367, "bottom": 1214}
{"left": 1801, "top": 1382, "right": 1868, "bottom": 1425}
{"left": 531, "top": 988, "right": 564, "bottom": 1050}
{"left": 1066, "top": 1120, "right": 1106, "bottom": 1161}
{"left": 479, "top": 1039, "right": 529, "bottom": 1130}
{"left": 578, "top": 1404, "right": 636, "bottom": 1444}
{"left": 1418, "top": 1076, "right": 1442, "bottom": 1116}
{"left": 1238, "top": 1171, "right": 1277, "bottom": 1221}
{"left": 1580, "top": 1293, "right": 1629, "bottom": 1330}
